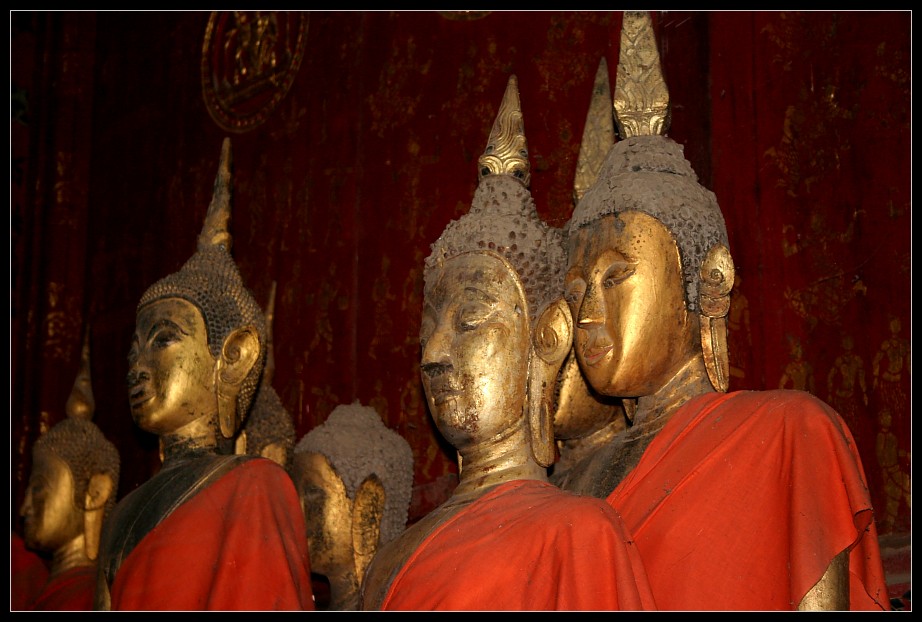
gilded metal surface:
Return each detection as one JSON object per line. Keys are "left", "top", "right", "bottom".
{"left": 292, "top": 402, "right": 412, "bottom": 610}
{"left": 797, "top": 550, "right": 849, "bottom": 610}
{"left": 698, "top": 244, "right": 734, "bottom": 392}
{"left": 573, "top": 57, "right": 614, "bottom": 205}
{"left": 565, "top": 212, "right": 699, "bottom": 400}
{"left": 21, "top": 448, "right": 86, "bottom": 572}
{"left": 201, "top": 12, "right": 308, "bottom": 133}
{"left": 291, "top": 451, "right": 365, "bottom": 610}
{"left": 363, "top": 252, "right": 562, "bottom": 610}
{"left": 612, "top": 11, "right": 670, "bottom": 139}
{"left": 477, "top": 75, "right": 530, "bottom": 186}
{"left": 65, "top": 328, "right": 95, "bottom": 420}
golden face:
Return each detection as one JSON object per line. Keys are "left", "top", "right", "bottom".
{"left": 420, "top": 252, "right": 530, "bottom": 449}
{"left": 291, "top": 451, "right": 352, "bottom": 576}
{"left": 565, "top": 212, "right": 697, "bottom": 398}
{"left": 553, "top": 351, "right": 621, "bottom": 440}
{"left": 127, "top": 297, "right": 217, "bottom": 435}
{"left": 21, "top": 447, "right": 82, "bottom": 553}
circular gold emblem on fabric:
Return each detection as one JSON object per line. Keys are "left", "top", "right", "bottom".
{"left": 201, "top": 11, "right": 308, "bottom": 133}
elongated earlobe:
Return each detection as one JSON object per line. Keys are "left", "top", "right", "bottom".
{"left": 216, "top": 325, "right": 261, "bottom": 438}
{"left": 84, "top": 472, "right": 115, "bottom": 561}
{"left": 529, "top": 298, "right": 574, "bottom": 466}
{"left": 699, "top": 244, "right": 734, "bottom": 392}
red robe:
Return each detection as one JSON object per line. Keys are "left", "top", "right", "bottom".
{"left": 381, "top": 479, "right": 656, "bottom": 610}
{"left": 31, "top": 565, "right": 96, "bottom": 611}
{"left": 11, "top": 531, "right": 49, "bottom": 610}
{"left": 110, "top": 458, "right": 314, "bottom": 611}
{"left": 607, "top": 390, "right": 889, "bottom": 611}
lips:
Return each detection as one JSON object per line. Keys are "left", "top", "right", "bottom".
{"left": 583, "top": 344, "right": 613, "bottom": 366}
{"left": 427, "top": 378, "right": 462, "bottom": 406}
{"left": 129, "top": 387, "right": 153, "bottom": 409}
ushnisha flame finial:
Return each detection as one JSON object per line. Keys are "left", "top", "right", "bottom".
{"left": 613, "top": 11, "right": 671, "bottom": 139}
{"left": 574, "top": 57, "right": 615, "bottom": 205}
{"left": 198, "top": 137, "right": 234, "bottom": 253}
{"left": 477, "top": 75, "right": 530, "bottom": 187}
{"left": 65, "top": 326, "right": 95, "bottom": 420}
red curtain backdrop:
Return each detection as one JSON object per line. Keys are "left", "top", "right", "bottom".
{"left": 11, "top": 10, "right": 910, "bottom": 596}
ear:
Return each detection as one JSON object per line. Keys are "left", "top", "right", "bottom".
{"left": 698, "top": 244, "right": 734, "bottom": 393}
{"left": 528, "top": 298, "right": 574, "bottom": 467}
{"left": 352, "top": 474, "right": 385, "bottom": 587}
{"left": 215, "top": 325, "right": 261, "bottom": 438}
{"left": 533, "top": 297, "right": 573, "bottom": 366}
{"left": 84, "top": 472, "right": 115, "bottom": 561}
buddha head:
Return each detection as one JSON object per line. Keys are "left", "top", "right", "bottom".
{"left": 234, "top": 281, "right": 294, "bottom": 468}
{"left": 564, "top": 12, "right": 733, "bottom": 400}
{"left": 553, "top": 56, "right": 629, "bottom": 453}
{"left": 127, "top": 139, "right": 266, "bottom": 442}
{"left": 421, "top": 75, "right": 571, "bottom": 467}
{"left": 291, "top": 402, "right": 413, "bottom": 610}
{"left": 21, "top": 335, "right": 119, "bottom": 566}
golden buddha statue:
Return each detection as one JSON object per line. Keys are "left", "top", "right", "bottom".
{"left": 236, "top": 281, "right": 296, "bottom": 469}
{"left": 94, "top": 139, "right": 314, "bottom": 611}
{"left": 20, "top": 329, "right": 120, "bottom": 610}
{"left": 550, "top": 57, "right": 629, "bottom": 487}
{"left": 360, "top": 75, "right": 655, "bottom": 611}
{"left": 560, "top": 11, "right": 888, "bottom": 611}
{"left": 290, "top": 401, "right": 414, "bottom": 611}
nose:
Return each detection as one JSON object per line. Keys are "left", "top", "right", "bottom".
{"left": 576, "top": 282, "right": 604, "bottom": 329}
{"left": 126, "top": 367, "right": 150, "bottom": 394}
{"left": 421, "top": 321, "right": 452, "bottom": 377}
{"left": 19, "top": 488, "right": 32, "bottom": 518}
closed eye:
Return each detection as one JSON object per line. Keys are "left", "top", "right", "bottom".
{"left": 602, "top": 260, "right": 636, "bottom": 288}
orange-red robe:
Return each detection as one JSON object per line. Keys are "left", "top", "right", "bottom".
{"left": 382, "top": 479, "right": 656, "bottom": 611}
{"left": 109, "top": 458, "right": 314, "bottom": 611}
{"left": 11, "top": 531, "right": 49, "bottom": 610}
{"left": 607, "top": 390, "right": 889, "bottom": 611}
{"left": 31, "top": 565, "right": 95, "bottom": 611}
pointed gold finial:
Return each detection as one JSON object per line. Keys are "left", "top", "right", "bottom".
{"left": 613, "top": 11, "right": 671, "bottom": 139}
{"left": 65, "top": 327, "right": 95, "bottom": 420}
{"left": 574, "top": 57, "right": 615, "bottom": 205}
{"left": 477, "top": 75, "right": 530, "bottom": 187}
{"left": 197, "top": 137, "right": 233, "bottom": 252}
{"left": 263, "top": 280, "right": 277, "bottom": 386}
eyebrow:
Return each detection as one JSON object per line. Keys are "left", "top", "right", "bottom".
{"left": 464, "top": 286, "right": 498, "bottom": 305}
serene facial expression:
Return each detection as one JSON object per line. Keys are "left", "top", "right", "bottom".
{"left": 420, "top": 252, "right": 530, "bottom": 449}
{"left": 20, "top": 447, "right": 82, "bottom": 553}
{"left": 292, "top": 451, "right": 352, "bottom": 576}
{"left": 127, "top": 297, "right": 217, "bottom": 435}
{"left": 565, "top": 211, "right": 697, "bottom": 397}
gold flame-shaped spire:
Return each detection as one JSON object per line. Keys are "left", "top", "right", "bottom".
{"left": 477, "top": 75, "right": 531, "bottom": 187}
{"left": 197, "top": 137, "right": 234, "bottom": 253}
{"left": 613, "top": 11, "right": 671, "bottom": 139}
{"left": 574, "top": 57, "right": 615, "bottom": 205}
{"left": 65, "top": 327, "right": 95, "bottom": 420}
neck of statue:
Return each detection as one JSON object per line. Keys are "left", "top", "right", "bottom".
{"left": 452, "top": 421, "right": 546, "bottom": 503}
{"left": 633, "top": 355, "right": 714, "bottom": 434}
{"left": 161, "top": 415, "right": 219, "bottom": 468}
{"left": 326, "top": 568, "right": 359, "bottom": 611}
{"left": 51, "top": 534, "right": 93, "bottom": 576}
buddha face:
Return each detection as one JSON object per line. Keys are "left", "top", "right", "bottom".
{"left": 291, "top": 451, "right": 352, "bottom": 577}
{"left": 21, "top": 447, "right": 82, "bottom": 553}
{"left": 127, "top": 297, "right": 217, "bottom": 435}
{"left": 420, "top": 252, "right": 530, "bottom": 449}
{"left": 565, "top": 211, "right": 698, "bottom": 398}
